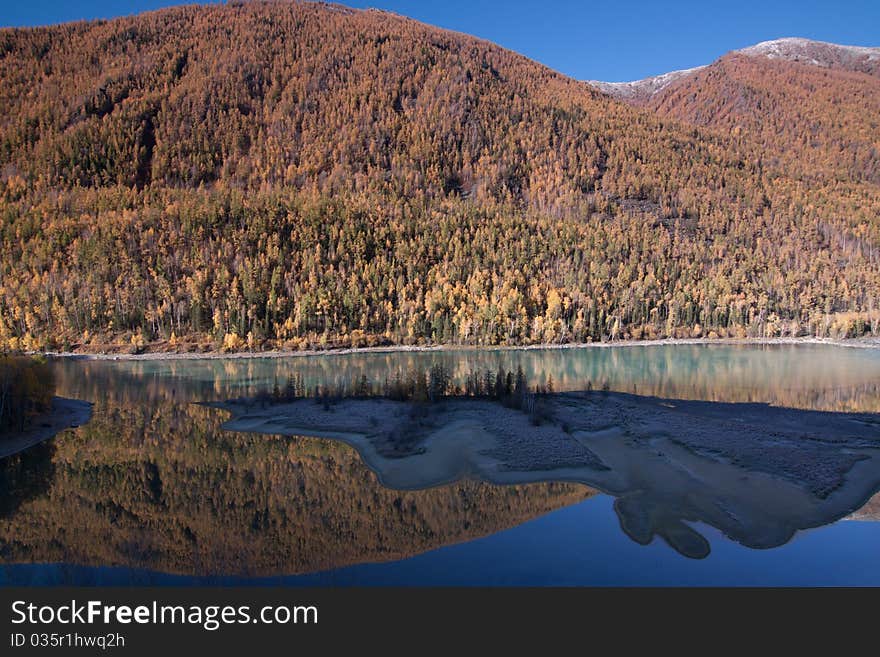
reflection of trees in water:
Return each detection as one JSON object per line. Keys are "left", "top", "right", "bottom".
{"left": 23, "top": 346, "right": 879, "bottom": 573}
{"left": 52, "top": 345, "right": 880, "bottom": 412}
{"left": 0, "top": 400, "right": 590, "bottom": 577}
{"left": 0, "top": 442, "right": 55, "bottom": 518}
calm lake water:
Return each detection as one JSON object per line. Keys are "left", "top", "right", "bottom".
{"left": 2, "top": 343, "right": 880, "bottom": 586}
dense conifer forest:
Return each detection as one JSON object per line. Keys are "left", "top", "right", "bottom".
{"left": 1, "top": 2, "right": 878, "bottom": 353}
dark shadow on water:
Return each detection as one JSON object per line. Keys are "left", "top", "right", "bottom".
{"left": 0, "top": 441, "right": 56, "bottom": 518}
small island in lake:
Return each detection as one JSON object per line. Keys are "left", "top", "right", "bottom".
{"left": 212, "top": 367, "right": 880, "bottom": 559}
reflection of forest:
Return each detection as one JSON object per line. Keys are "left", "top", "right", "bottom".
{"left": 7, "top": 346, "right": 875, "bottom": 576}
{"left": 0, "top": 400, "right": 591, "bottom": 577}
{"left": 52, "top": 344, "right": 880, "bottom": 412}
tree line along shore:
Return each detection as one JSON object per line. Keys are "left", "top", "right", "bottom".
{"left": 0, "top": 355, "right": 56, "bottom": 436}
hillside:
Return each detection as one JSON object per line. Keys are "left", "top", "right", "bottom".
{"left": 586, "top": 66, "right": 707, "bottom": 105}
{"left": 1, "top": 3, "right": 879, "bottom": 353}
{"left": 648, "top": 54, "right": 880, "bottom": 186}
{"left": 591, "top": 38, "right": 880, "bottom": 102}
{"left": 591, "top": 38, "right": 880, "bottom": 184}
{"left": 738, "top": 38, "right": 880, "bottom": 75}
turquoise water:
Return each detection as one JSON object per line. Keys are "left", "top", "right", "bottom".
{"left": 53, "top": 342, "right": 880, "bottom": 410}
{"left": 1, "top": 343, "right": 880, "bottom": 585}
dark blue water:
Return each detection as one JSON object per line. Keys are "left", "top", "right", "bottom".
{"left": 4, "top": 495, "right": 880, "bottom": 587}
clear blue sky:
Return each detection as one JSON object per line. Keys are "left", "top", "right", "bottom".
{"left": 1, "top": 1, "right": 878, "bottom": 81}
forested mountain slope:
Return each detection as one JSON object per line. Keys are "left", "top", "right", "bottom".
{"left": 1, "top": 2, "right": 878, "bottom": 353}
{"left": 647, "top": 52, "right": 880, "bottom": 185}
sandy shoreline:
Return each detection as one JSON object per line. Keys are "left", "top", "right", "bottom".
{"left": 213, "top": 390, "right": 880, "bottom": 558}
{"left": 41, "top": 335, "right": 880, "bottom": 361}
{"left": 0, "top": 397, "right": 93, "bottom": 460}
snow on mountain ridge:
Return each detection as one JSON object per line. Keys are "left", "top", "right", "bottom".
{"left": 588, "top": 37, "right": 880, "bottom": 102}
{"left": 586, "top": 66, "right": 706, "bottom": 101}
{"left": 738, "top": 37, "right": 880, "bottom": 65}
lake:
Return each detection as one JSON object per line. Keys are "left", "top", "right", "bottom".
{"left": 2, "top": 343, "right": 880, "bottom": 586}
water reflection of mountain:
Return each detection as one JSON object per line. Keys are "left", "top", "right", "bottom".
{"left": 12, "top": 344, "right": 879, "bottom": 576}
{"left": 52, "top": 344, "right": 880, "bottom": 412}
{"left": 0, "top": 401, "right": 591, "bottom": 577}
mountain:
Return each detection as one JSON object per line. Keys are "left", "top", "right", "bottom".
{"left": 4, "top": 0, "right": 710, "bottom": 214}
{"left": 590, "top": 37, "right": 880, "bottom": 184}
{"left": 589, "top": 38, "right": 880, "bottom": 103}
{"left": 0, "top": 3, "right": 879, "bottom": 353}
{"left": 738, "top": 38, "right": 880, "bottom": 75}
{"left": 586, "top": 66, "right": 707, "bottom": 105}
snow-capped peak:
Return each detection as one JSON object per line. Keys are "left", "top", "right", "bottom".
{"left": 587, "top": 37, "right": 880, "bottom": 103}
{"left": 736, "top": 37, "right": 880, "bottom": 66}
{"left": 586, "top": 66, "right": 706, "bottom": 102}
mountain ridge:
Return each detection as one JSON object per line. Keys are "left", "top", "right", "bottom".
{"left": 588, "top": 37, "right": 880, "bottom": 103}
{"left": 0, "top": 2, "right": 878, "bottom": 353}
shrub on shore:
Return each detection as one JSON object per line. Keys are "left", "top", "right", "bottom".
{"left": 0, "top": 355, "right": 56, "bottom": 434}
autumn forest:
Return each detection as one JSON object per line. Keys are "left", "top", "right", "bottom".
{"left": 1, "top": 1, "right": 879, "bottom": 353}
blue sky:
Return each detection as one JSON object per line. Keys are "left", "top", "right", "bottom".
{"left": 1, "top": 1, "right": 878, "bottom": 81}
